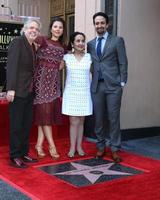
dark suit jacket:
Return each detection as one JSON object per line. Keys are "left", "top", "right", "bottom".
{"left": 6, "top": 34, "right": 35, "bottom": 97}
{"left": 87, "top": 34, "right": 128, "bottom": 92}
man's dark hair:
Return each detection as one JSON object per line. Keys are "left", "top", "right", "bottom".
{"left": 93, "top": 12, "right": 109, "bottom": 25}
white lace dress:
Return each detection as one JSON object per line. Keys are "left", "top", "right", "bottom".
{"left": 62, "top": 53, "right": 93, "bottom": 116}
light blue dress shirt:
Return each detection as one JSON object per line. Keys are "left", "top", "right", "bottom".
{"left": 96, "top": 31, "right": 108, "bottom": 55}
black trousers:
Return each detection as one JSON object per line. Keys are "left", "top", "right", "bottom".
{"left": 9, "top": 93, "right": 34, "bottom": 159}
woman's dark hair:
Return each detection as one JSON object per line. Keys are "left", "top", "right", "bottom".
{"left": 93, "top": 12, "right": 109, "bottom": 25}
{"left": 48, "top": 17, "right": 67, "bottom": 46}
{"left": 68, "top": 31, "right": 86, "bottom": 51}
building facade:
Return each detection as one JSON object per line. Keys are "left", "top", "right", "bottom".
{"left": 0, "top": 0, "right": 160, "bottom": 130}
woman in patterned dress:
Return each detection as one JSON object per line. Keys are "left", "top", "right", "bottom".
{"left": 34, "top": 17, "right": 67, "bottom": 159}
{"left": 61, "top": 32, "right": 93, "bottom": 157}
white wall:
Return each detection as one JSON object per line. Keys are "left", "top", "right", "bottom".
{"left": 0, "top": 0, "right": 11, "bottom": 15}
{"left": 75, "top": 0, "right": 101, "bottom": 41}
{"left": 37, "top": 0, "right": 50, "bottom": 35}
{"left": 119, "top": 0, "right": 160, "bottom": 128}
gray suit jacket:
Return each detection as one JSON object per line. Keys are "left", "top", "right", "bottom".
{"left": 87, "top": 34, "right": 128, "bottom": 92}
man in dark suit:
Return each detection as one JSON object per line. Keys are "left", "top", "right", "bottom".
{"left": 6, "top": 19, "right": 41, "bottom": 168}
{"left": 87, "top": 12, "right": 128, "bottom": 163}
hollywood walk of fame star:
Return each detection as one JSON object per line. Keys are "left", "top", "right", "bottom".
{"left": 54, "top": 162, "right": 132, "bottom": 184}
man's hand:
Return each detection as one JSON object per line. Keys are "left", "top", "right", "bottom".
{"left": 6, "top": 90, "right": 15, "bottom": 102}
{"left": 121, "top": 82, "right": 125, "bottom": 87}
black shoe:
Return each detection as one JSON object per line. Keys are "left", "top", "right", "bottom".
{"left": 21, "top": 155, "right": 38, "bottom": 163}
{"left": 10, "top": 158, "right": 28, "bottom": 169}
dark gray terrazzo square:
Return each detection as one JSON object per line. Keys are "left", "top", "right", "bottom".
{"left": 122, "top": 135, "right": 160, "bottom": 159}
{"left": 0, "top": 179, "right": 31, "bottom": 200}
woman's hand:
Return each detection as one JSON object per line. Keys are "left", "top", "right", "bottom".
{"left": 59, "top": 60, "right": 65, "bottom": 70}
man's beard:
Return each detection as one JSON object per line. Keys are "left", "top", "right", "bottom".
{"left": 96, "top": 28, "right": 106, "bottom": 35}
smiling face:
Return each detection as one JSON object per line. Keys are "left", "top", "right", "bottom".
{"left": 94, "top": 16, "right": 108, "bottom": 36}
{"left": 51, "top": 21, "right": 64, "bottom": 41}
{"left": 24, "top": 21, "right": 40, "bottom": 43}
{"left": 72, "top": 34, "right": 85, "bottom": 53}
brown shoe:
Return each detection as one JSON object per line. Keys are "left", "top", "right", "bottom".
{"left": 112, "top": 151, "right": 122, "bottom": 163}
{"left": 95, "top": 149, "right": 106, "bottom": 159}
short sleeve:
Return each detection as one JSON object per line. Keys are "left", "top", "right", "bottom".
{"left": 87, "top": 53, "right": 92, "bottom": 64}
{"left": 63, "top": 54, "right": 69, "bottom": 62}
{"left": 35, "top": 36, "right": 47, "bottom": 48}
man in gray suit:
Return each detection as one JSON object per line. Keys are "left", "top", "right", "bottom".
{"left": 87, "top": 12, "right": 128, "bottom": 163}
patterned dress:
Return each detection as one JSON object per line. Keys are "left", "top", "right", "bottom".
{"left": 34, "top": 36, "right": 65, "bottom": 125}
{"left": 62, "top": 53, "right": 93, "bottom": 116}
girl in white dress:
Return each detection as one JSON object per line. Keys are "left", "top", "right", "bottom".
{"left": 61, "top": 32, "right": 93, "bottom": 157}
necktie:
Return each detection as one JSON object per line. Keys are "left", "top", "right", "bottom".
{"left": 97, "top": 37, "right": 103, "bottom": 80}
{"left": 96, "top": 37, "right": 103, "bottom": 58}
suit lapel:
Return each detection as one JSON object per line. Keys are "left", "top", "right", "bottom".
{"left": 23, "top": 35, "right": 34, "bottom": 64}
{"left": 101, "top": 34, "right": 112, "bottom": 59}
{"left": 91, "top": 38, "right": 99, "bottom": 61}
{"left": 91, "top": 34, "right": 112, "bottom": 60}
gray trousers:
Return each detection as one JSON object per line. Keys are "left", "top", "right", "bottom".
{"left": 91, "top": 82, "right": 122, "bottom": 152}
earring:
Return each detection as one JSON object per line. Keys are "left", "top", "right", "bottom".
{"left": 72, "top": 45, "right": 74, "bottom": 53}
